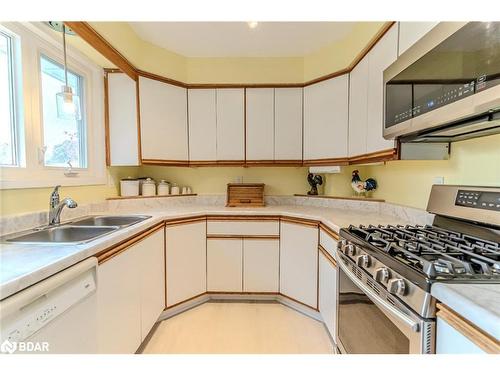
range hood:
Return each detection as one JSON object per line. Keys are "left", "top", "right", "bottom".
{"left": 400, "top": 109, "right": 500, "bottom": 143}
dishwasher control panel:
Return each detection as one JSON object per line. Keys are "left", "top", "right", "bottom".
{"left": 0, "top": 266, "right": 96, "bottom": 344}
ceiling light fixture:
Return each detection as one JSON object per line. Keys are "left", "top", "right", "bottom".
{"left": 247, "top": 21, "right": 258, "bottom": 29}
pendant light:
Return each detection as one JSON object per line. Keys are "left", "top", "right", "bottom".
{"left": 56, "top": 23, "right": 81, "bottom": 120}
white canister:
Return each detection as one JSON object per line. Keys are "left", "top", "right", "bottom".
{"left": 141, "top": 178, "right": 156, "bottom": 196}
{"left": 120, "top": 177, "right": 139, "bottom": 197}
{"left": 181, "top": 186, "right": 188, "bottom": 195}
{"left": 170, "top": 184, "right": 180, "bottom": 195}
{"left": 158, "top": 180, "right": 170, "bottom": 195}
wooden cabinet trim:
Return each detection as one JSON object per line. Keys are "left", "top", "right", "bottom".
{"left": 207, "top": 215, "right": 280, "bottom": 221}
{"left": 141, "top": 159, "right": 190, "bottom": 166}
{"left": 164, "top": 216, "right": 207, "bottom": 226}
{"left": 436, "top": 303, "right": 500, "bottom": 354}
{"left": 318, "top": 245, "right": 338, "bottom": 268}
{"left": 348, "top": 148, "right": 397, "bottom": 164}
{"left": 207, "top": 235, "right": 279, "bottom": 240}
{"left": 280, "top": 216, "right": 319, "bottom": 228}
{"left": 319, "top": 223, "right": 340, "bottom": 241}
{"left": 96, "top": 222, "right": 165, "bottom": 264}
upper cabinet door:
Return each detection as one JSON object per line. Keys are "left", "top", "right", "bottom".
{"left": 246, "top": 88, "right": 275, "bottom": 161}
{"left": 139, "top": 76, "right": 188, "bottom": 162}
{"left": 216, "top": 89, "right": 245, "bottom": 161}
{"left": 106, "top": 73, "right": 139, "bottom": 166}
{"left": 303, "top": 75, "right": 349, "bottom": 160}
{"left": 188, "top": 89, "right": 217, "bottom": 162}
{"left": 398, "top": 22, "right": 439, "bottom": 56}
{"left": 366, "top": 25, "right": 397, "bottom": 154}
{"left": 274, "top": 88, "right": 303, "bottom": 161}
{"left": 348, "top": 57, "right": 369, "bottom": 157}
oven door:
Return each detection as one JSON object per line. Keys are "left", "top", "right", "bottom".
{"left": 336, "top": 254, "right": 434, "bottom": 354}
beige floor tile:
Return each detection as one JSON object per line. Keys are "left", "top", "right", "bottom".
{"left": 142, "top": 301, "right": 334, "bottom": 354}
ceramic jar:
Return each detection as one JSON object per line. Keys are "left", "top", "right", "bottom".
{"left": 157, "top": 180, "right": 170, "bottom": 195}
{"left": 120, "top": 177, "right": 139, "bottom": 197}
{"left": 141, "top": 178, "right": 156, "bottom": 196}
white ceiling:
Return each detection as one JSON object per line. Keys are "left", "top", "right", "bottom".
{"left": 128, "top": 22, "right": 357, "bottom": 58}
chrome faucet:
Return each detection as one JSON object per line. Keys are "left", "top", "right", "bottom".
{"left": 48, "top": 185, "right": 78, "bottom": 226}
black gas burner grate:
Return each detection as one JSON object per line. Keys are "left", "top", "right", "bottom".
{"left": 346, "top": 224, "right": 500, "bottom": 279}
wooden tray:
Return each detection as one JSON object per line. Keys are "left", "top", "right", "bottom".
{"left": 227, "top": 183, "right": 265, "bottom": 207}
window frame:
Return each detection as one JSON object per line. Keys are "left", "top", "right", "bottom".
{"left": 0, "top": 27, "right": 21, "bottom": 167}
{"left": 0, "top": 22, "right": 106, "bottom": 189}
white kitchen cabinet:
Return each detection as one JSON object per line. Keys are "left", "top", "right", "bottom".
{"left": 366, "top": 25, "right": 397, "bottom": 153}
{"left": 106, "top": 72, "right": 139, "bottom": 166}
{"left": 243, "top": 239, "right": 280, "bottom": 293}
{"left": 165, "top": 221, "right": 207, "bottom": 307}
{"left": 188, "top": 89, "right": 217, "bottom": 161}
{"left": 97, "top": 243, "right": 142, "bottom": 354}
{"left": 319, "top": 251, "right": 337, "bottom": 341}
{"left": 207, "top": 239, "right": 243, "bottom": 292}
{"left": 97, "top": 227, "right": 165, "bottom": 353}
{"left": 246, "top": 88, "right": 275, "bottom": 161}
{"left": 216, "top": 88, "right": 245, "bottom": 161}
{"left": 348, "top": 57, "right": 369, "bottom": 157}
{"left": 274, "top": 88, "right": 303, "bottom": 161}
{"left": 303, "top": 75, "right": 349, "bottom": 160}
{"left": 436, "top": 317, "right": 485, "bottom": 354}
{"left": 279, "top": 222, "right": 318, "bottom": 308}
{"left": 139, "top": 76, "right": 188, "bottom": 161}
{"left": 139, "top": 230, "right": 166, "bottom": 339}
{"left": 398, "top": 22, "right": 439, "bottom": 56}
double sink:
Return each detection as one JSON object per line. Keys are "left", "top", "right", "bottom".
{"left": 4, "top": 215, "right": 151, "bottom": 244}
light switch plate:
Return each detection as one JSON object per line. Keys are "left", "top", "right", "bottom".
{"left": 433, "top": 176, "right": 444, "bottom": 184}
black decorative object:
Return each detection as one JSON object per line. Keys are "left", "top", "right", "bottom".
{"left": 307, "top": 173, "right": 323, "bottom": 195}
{"left": 351, "top": 170, "right": 377, "bottom": 195}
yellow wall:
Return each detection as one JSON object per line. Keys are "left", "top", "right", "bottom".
{"left": 89, "top": 22, "right": 386, "bottom": 84}
{"left": 363, "top": 134, "right": 500, "bottom": 209}
{"left": 303, "top": 22, "right": 386, "bottom": 81}
{"left": 0, "top": 167, "right": 140, "bottom": 216}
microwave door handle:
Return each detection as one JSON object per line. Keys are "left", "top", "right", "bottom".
{"left": 338, "top": 257, "right": 420, "bottom": 333}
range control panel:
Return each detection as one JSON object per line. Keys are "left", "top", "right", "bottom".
{"left": 455, "top": 190, "right": 500, "bottom": 212}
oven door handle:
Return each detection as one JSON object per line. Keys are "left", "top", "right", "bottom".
{"left": 338, "top": 257, "right": 420, "bottom": 333}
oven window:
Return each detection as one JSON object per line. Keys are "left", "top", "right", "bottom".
{"left": 338, "top": 267, "right": 409, "bottom": 354}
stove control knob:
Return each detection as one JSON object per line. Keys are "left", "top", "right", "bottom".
{"left": 374, "top": 267, "right": 390, "bottom": 283}
{"left": 387, "top": 278, "right": 407, "bottom": 296}
{"left": 337, "top": 240, "right": 347, "bottom": 252}
{"left": 346, "top": 244, "right": 357, "bottom": 257}
{"left": 356, "top": 254, "right": 371, "bottom": 268}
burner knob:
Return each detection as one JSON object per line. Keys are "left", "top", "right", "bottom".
{"left": 337, "top": 240, "right": 347, "bottom": 252}
{"left": 356, "top": 254, "right": 371, "bottom": 268}
{"left": 345, "top": 244, "right": 357, "bottom": 257}
{"left": 374, "top": 267, "right": 390, "bottom": 283}
{"left": 387, "top": 278, "right": 407, "bottom": 296}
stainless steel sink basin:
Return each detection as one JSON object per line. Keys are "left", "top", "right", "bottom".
{"left": 6, "top": 225, "right": 118, "bottom": 244}
{"left": 71, "top": 215, "right": 151, "bottom": 227}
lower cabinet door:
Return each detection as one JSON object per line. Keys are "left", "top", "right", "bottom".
{"left": 207, "top": 239, "right": 243, "bottom": 292}
{"left": 279, "top": 222, "right": 318, "bottom": 308}
{"left": 97, "top": 245, "right": 142, "bottom": 354}
{"left": 319, "top": 251, "right": 337, "bottom": 341}
{"left": 243, "top": 239, "right": 280, "bottom": 293}
{"left": 436, "top": 317, "right": 486, "bottom": 354}
{"left": 138, "top": 229, "right": 165, "bottom": 339}
{"left": 165, "top": 221, "right": 207, "bottom": 307}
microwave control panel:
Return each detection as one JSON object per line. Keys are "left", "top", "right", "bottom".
{"left": 455, "top": 190, "right": 500, "bottom": 212}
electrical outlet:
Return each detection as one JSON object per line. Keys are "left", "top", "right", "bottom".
{"left": 433, "top": 177, "right": 444, "bottom": 184}
{"left": 234, "top": 176, "right": 243, "bottom": 183}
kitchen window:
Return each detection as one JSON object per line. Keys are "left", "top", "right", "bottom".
{"left": 0, "top": 22, "right": 105, "bottom": 189}
{"left": 40, "top": 55, "right": 87, "bottom": 168}
{"left": 0, "top": 30, "right": 18, "bottom": 166}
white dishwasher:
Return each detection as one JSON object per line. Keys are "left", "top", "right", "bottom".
{"left": 0, "top": 257, "right": 98, "bottom": 354}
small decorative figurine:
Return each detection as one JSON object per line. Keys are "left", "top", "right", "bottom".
{"left": 307, "top": 173, "right": 323, "bottom": 195}
{"left": 351, "top": 170, "right": 377, "bottom": 196}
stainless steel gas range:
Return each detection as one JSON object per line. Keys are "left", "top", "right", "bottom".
{"left": 336, "top": 185, "right": 500, "bottom": 354}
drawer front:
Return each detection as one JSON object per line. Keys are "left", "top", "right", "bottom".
{"left": 207, "top": 220, "right": 279, "bottom": 236}
{"left": 320, "top": 228, "right": 338, "bottom": 258}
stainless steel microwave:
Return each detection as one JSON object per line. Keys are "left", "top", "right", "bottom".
{"left": 383, "top": 22, "right": 500, "bottom": 143}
